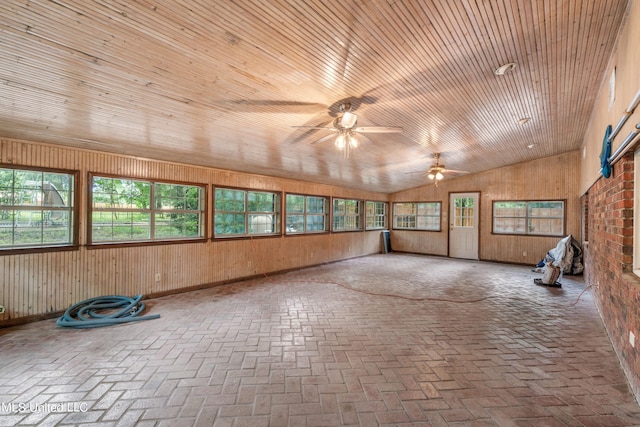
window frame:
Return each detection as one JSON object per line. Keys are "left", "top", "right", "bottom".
{"left": 392, "top": 202, "right": 442, "bottom": 231}
{"left": 284, "top": 193, "right": 330, "bottom": 235}
{"left": 213, "top": 186, "right": 282, "bottom": 239}
{"left": 332, "top": 198, "right": 364, "bottom": 232}
{"left": 0, "top": 164, "right": 79, "bottom": 254}
{"left": 365, "top": 200, "right": 388, "bottom": 230}
{"left": 492, "top": 199, "right": 566, "bottom": 237}
{"left": 88, "top": 173, "right": 207, "bottom": 246}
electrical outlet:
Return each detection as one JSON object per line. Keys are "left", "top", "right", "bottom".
{"left": 630, "top": 331, "right": 636, "bottom": 348}
{"left": 522, "top": 251, "right": 527, "bottom": 257}
{"left": 155, "top": 273, "right": 161, "bottom": 282}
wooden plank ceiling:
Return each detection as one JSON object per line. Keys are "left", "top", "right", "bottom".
{"left": 0, "top": 0, "right": 629, "bottom": 192}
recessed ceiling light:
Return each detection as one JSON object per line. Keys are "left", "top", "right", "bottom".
{"left": 518, "top": 117, "right": 531, "bottom": 125}
{"left": 494, "top": 62, "right": 517, "bottom": 75}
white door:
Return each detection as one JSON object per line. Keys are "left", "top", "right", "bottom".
{"left": 449, "top": 192, "right": 479, "bottom": 259}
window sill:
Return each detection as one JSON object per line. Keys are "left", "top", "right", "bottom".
{"left": 0, "top": 245, "right": 79, "bottom": 256}
{"left": 87, "top": 238, "right": 207, "bottom": 249}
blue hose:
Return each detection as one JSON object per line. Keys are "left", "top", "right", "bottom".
{"left": 56, "top": 294, "right": 160, "bottom": 329}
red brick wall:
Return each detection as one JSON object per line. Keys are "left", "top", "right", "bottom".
{"left": 584, "top": 151, "right": 640, "bottom": 401}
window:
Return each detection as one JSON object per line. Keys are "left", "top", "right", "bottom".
{"left": 214, "top": 188, "right": 280, "bottom": 237}
{"left": 285, "top": 194, "right": 329, "bottom": 234}
{"left": 333, "top": 198, "right": 363, "bottom": 231}
{"left": 90, "top": 176, "right": 205, "bottom": 244}
{"left": 493, "top": 200, "right": 565, "bottom": 236}
{"left": 393, "top": 202, "right": 441, "bottom": 230}
{"left": 366, "top": 201, "right": 388, "bottom": 230}
{"left": 0, "top": 166, "right": 76, "bottom": 250}
{"left": 454, "top": 197, "right": 475, "bottom": 227}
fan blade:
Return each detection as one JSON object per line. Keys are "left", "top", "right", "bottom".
{"left": 442, "top": 169, "right": 470, "bottom": 175}
{"left": 352, "top": 133, "right": 374, "bottom": 147}
{"left": 354, "top": 126, "right": 403, "bottom": 133}
{"left": 287, "top": 117, "right": 335, "bottom": 145}
{"left": 217, "top": 100, "right": 326, "bottom": 113}
{"left": 292, "top": 126, "right": 337, "bottom": 130}
{"left": 310, "top": 132, "right": 338, "bottom": 145}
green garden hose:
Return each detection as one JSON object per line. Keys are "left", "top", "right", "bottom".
{"left": 56, "top": 294, "right": 160, "bottom": 329}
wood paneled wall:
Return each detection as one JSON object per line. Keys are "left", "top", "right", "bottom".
{"left": 0, "top": 138, "right": 583, "bottom": 325}
{"left": 0, "top": 138, "right": 387, "bottom": 325}
{"left": 390, "top": 151, "right": 582, "bottom": 265}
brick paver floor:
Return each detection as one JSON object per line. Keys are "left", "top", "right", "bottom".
{"left": 1, "top": 253, "right": 639, "bottom": 426}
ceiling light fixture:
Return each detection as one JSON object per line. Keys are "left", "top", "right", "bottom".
{"left": 518, "top": 117, "right": 531, "bottom": 125}
{"left": 418, "top": 153, "right": 469, "bottom": 187}
{"left": 295, "top": 101, "right": 402, "bottom": 158}
{"left": 426, "top": 153, "right": 447, "bottom": 186}
{"left": 335, "top": 130, "right": 358, "bottom": 158}
{"left": 494, "top": 62, "right": 517, "bottom": 76}
{"left": 340, "top": 111, "right": 358, "bottom": 128}
{"left": 427, "top": 170, "right": 444, "bottom": 187}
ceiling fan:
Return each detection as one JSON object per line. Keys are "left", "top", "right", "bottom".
{"left": 421, "top": 153, "right": 469, "bottom": 186}
{"left": 293, "top": 102, "right": 402, "bottom": 157}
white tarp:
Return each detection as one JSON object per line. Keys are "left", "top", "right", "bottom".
{"left": 544, "top": 235, "right": 584, "bottom": 274}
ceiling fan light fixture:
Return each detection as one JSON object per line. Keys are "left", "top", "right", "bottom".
{"left": 435, "top": 171, "right": 444, "bottom": 180}
{"left": 427, "top": 172, "right": 436, "bottom": 180}
{"left": 341, "top": 111, "right": 358, "bottom": 128}
{"left": 348, "top": 133, "right": 358, "bottom": 148}
{"left": 494, "top": 62, "right": 517, "bottom": 76}
{"left": 300, "top": 98, "right": 402, "bottom": 157}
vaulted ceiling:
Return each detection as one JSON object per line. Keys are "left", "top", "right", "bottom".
{"left": 0, "top": 0, "right": 630, "bottom": 192}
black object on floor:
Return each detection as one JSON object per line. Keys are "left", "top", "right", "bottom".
{"left": 534, "top": 278, "right": 562, "bottom": 288}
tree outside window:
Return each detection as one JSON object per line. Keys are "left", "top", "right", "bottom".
{"left": 0, "top": 167, "right": 76, "bottom": 250}
{"left": 214, "top": 188, "right": 280, "bottom": 237}
{"left": 333, "top": 198, "right": 363, "bottom": 231}
{"left": 91, "top": 176, "right": 204, "bottom": 243}
{"left": 285, "top": 194, "right": 328, "bottom": 234}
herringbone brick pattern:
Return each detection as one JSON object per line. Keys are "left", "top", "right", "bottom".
{"left": 1, "top": 254, "right": 639, "bottom": 426}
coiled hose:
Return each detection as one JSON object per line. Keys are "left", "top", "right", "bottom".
{"left": 56, "top": 294, "right": 160, "bottom": 329}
